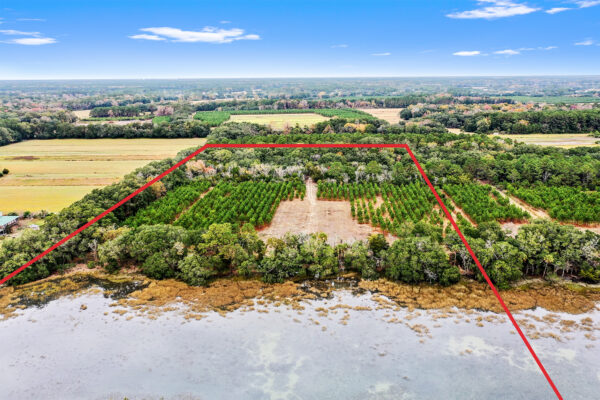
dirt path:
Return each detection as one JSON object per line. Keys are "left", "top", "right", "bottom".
{"left": 489, "top": 183, "right": 600, "bottom": 235}
{"left": 438, "top": 189, "right": 477, "bottom": 227}
{"left": 259, "top": 180, "right": 388, "bottom": 245}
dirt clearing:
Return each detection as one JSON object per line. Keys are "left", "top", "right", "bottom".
{"left": 493, "top": 134, "right": 598, "bottom": 148}
{"left": 357, "top": 108, "right": 404, "bottom": 124}
{"left": 259, "top": 180, "right": 388, "bottom": 245}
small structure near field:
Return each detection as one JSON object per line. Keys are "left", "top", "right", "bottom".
{"left": 0, "top": 213, "right": 19, "bottom": 235}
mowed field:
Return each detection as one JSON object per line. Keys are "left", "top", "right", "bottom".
{"left": 494, "top": 134, "right": 599, "bottom": 148}
{"left": 0, "top": 138, "right": 206, "bottom": 213}
{"left": 357, "top": 108, "right": 404, "bottom": 124}
{"left": 228, "top": 113, "right": 329, "bottom": 130}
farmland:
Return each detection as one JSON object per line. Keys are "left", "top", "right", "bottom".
{"left": 193, "top": 108, "right": 376, "bottom": 129}
{"left": 229, "top": 113, "right": 329, "bottom": 129}
{"left": 357, "top": 108, "right": 404, "bottom": 124}
{"left": 494, "top": 133, "right": 599, "bottom": 148}
{"left": 0, "top": 138, "right": 206, "bottom": 212}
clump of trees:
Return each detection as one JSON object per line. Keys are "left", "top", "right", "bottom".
{"left": 437, "top": 109, "right": 600, "bottom": 134}
{"left": 90, "top": 105, "right": 142, "bottom": 118}
{"left": 97, "top": 224, "right": 461, "bottom": 287}
{"left": 446, "top": 220, "right": 600, "bottom": 288}
{"left": 0, "top": 157, "right": 191, "bottom": 285}
{"left": 0, "top": 168, "right": 8, "bottom": 178}
{"left": 0, "top": 118, "right": 211, "bottom": 147}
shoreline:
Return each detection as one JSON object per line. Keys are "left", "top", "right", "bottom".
{"left": 1, "top": 269, "right": 599, "bottom": 321}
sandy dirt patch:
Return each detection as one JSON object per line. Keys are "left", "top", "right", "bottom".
{"left": 72, "top": 110, "right": 91, "bottom": 119}
{"left": 493, "top": 134, "right": 599, "bottom": 148}
{"left": 357, "top": 108, "right": 404, "bottom": 124}
{"left": 259, "top": 180, "right": 388, "bottom": 245}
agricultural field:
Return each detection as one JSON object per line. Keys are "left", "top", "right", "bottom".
{"left": 507, "top": 185, "right": 600, "bottom": 223}
{"left": 357, "top": 108, "right": 404, "bottom": 124}
{"left": 317, "top": 181, "right": 444, "bottom": 236}
{"left": 260, "top": 180, "right": 384, "bottom": 244}
{"left": 495, "top": 133, "right": 599, "bottom": 148}
{"left": 443, "top": 183, "right": 529, "bottom": 224}
{"left": 193, "top": 108, "right": 376, "bottom": 130}
{"left": 229, "top": 113, "right": 329, "bottom": 129}
{"left": 0, "top": 138, "right": 206, "bottom": 213}
{"left": 175, "top": 180, "right": 305, "bottom": 229}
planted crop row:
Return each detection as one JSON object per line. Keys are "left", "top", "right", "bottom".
{"left": 317, "top": 181, "right": 441, "bottom": 234}
{"left": 125, "top": 180, "right": 212, "bottom": 227}
{"left": 175, "top": 179, "right": 305, "bottom": 229}
{"left": 193, "top": 111, "right": 231, "bottom": 126}
{"left": 443, "top": 183, "right": 529, "bottom": 224}
{"left": 508, "top": 185, "right": 600, "bottom": 223}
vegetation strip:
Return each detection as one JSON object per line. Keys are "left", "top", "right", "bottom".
{"left": 0, "top": 143, "right": 562, "bottom": 399}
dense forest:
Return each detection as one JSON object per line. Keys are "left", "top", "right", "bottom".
{"left": 0, "top": 118, "right": 211, "bottom": 147}
{"left": 431, "top": 109, "right": 600, "bottom": 134}
{"left": 1, "top": 127, "right": 598, "bottom": 290}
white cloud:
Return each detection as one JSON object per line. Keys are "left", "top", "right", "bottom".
{"left": 546, "top": 7, "right": 571, "bottom": 13}
{"left": 453, "top": 50, "right": 481, "bottom": 56}
{"left": 447, "top": 0, "right": 539, "bottom": 19}
{"left": 129, "top": 34, "right": 165, "bottom": 41}
{"left": 8, "top": 37, "right": 56, "bottom": 45}
{"left": 575, "top": 0, "right": 600, "bottom": 7}
{"left": 575, "top": 39, "right": 594, "bottom": 45}
{"left": 371, "top": 52, "right": 391, "bottom": 56}
{"left": 542, "top": 45, "right": 557, "bottom": 50}
{"left": 331, "top": 44, "right": 348, "bottom": 48}
{"left": 0, "top": 29, "right": 40, "bottom": 36}
{"left": 494, "top": 49, "right": 520, "bottom": 55}
{"left": 220, "top": 20, "right": 231, "bottom": 24}
{"left": 131, "top": 26, "right": 260, "bottom": 43}
{"left": 16, "top": 18, "right": 46, "bottom": 22}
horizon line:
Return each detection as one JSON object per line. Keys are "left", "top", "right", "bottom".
{"left": 2, "top": 74, "right": 600, "bottom": 82}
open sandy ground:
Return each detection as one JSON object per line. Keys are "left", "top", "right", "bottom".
{"left": 493, "top": 134, "right": 599, "bottom": 148}
{"left": 259, "top": 180, "right": 389, "bottom": 245}
{"left": 357, "top": 108, "right": 404, "bottom": 124}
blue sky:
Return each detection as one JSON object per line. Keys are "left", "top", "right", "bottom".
{"left": 1, "top": 0, "right": 599, "bottom": 79}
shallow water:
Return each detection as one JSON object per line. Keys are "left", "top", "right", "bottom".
{"left": 0, "top": 284, "right": 598, "bottom": 400}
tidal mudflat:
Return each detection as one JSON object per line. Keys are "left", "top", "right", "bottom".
{"left": 0, "top": 273, "right": 598, "bottom": 399}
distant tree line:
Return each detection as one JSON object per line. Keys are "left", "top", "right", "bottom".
{"left": 431, "top": 109, "right": 600, "bottom": 134}
{"left": 0, "top": 118, "right": 210, "bottom": 147}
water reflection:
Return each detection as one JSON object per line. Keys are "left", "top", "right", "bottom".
{"left": 0, "top": 281, "right": 598, "bottom": 400}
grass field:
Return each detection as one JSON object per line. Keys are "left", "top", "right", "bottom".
{"left": 493, "top": 133, "right": 599, "bottom": 148}
{"left": 0, "top": 138, "right": 206, "bottom": 213}
{"left": 228, "top": 113, "right": 330, "bottom": 129}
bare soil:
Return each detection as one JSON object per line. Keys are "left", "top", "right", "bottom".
{"left": 357, "top": 108, "right": 404, "bottom": 124}
{"left": 491, "top": 184, "right": 600, "bottom": 234}
{"left": 259, "top": 180, "right": 390, "bottom": 245}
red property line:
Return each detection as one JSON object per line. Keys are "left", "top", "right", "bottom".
{"left": 0, "top": 143, "right": 562, "bottom": 399}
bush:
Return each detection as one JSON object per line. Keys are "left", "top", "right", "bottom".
{"left": 179, "top": 253, "right": 217, "bottom": 286}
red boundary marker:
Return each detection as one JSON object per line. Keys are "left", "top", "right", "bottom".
{"left": 0, "top": 143, "right": 563, "bottom": 399}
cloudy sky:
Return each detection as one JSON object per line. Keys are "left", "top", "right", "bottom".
{"left": 1, "top": 0, "right": 599, "bottom": 79}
